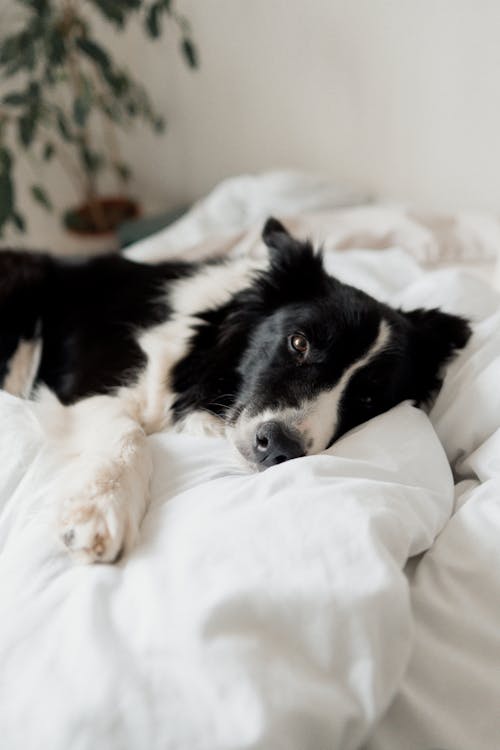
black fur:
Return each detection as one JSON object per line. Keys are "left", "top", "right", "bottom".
{"left": 0, "top": 250, "right": 194, "bottom": 403}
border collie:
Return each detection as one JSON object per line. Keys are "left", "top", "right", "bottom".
{"left": 0, "top": 218, "right": 471, "bottom": 563}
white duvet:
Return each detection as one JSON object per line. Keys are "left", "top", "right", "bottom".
{"left": 1, "top": 175, "right": 500, "bottom": 750}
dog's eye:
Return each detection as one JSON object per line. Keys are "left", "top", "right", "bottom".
{"left": 288, "top": 333, "right": 309, "bottom": 356}
{"left": 359, "top": 395, "right": 374, "bottom": 408}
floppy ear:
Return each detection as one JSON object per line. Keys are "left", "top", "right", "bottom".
{"left": 403, "top": 307, "right": 472, "bottom": 403}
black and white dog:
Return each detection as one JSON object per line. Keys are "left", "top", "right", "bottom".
{"left": 0, "top": 218, "right": 471, "bottom": 563}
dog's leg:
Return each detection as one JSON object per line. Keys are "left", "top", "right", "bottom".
{"left": 36, "top": 390, "right": 152, "bottom": 564}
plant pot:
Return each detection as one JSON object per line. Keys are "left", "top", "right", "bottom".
{"left": 64, "top": 196, "right": 140, "bottom": 238}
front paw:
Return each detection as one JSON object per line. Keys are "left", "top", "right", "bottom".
{"left": 58, "top": 488, "right": 134, "bottom": 564}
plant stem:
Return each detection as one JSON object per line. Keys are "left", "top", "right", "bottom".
{"left": 42, "top": 121, "right": 86, "bottom": 198}
{"left": 92, "top": 74, "right": 125, "bottom": 191}
{"left": 63, "top": 0, "right": 107, "bottom": 231}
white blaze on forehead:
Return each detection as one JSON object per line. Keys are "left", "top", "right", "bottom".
{"left": 231, "top": 319, "right": 392, "bottom": 461}
{"left": 298, "top": 319, "right": 391, "bottom": 452}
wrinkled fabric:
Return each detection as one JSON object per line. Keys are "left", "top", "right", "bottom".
{"left": 0, "top": 395, "right": 453, "bottom": 750}
{"left": 2, "top": 190, "right": 500, "bottom": 749}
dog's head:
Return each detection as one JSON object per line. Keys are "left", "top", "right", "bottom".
{"left": 227, "top": 217, "right": 471, "bottom": 470}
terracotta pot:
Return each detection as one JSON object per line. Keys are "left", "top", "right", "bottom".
{"left": 64, "top": 196, "right": 140, "bottom": 237}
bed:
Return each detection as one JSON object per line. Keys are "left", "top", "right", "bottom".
{"left": 1, "top": 173, "right": 499, "bottom": 750}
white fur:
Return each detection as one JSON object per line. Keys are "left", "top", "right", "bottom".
{"left": 174, "top": 409, "right": 225, "bottom": 437}
{"left": 169, "top": 257, "right": 263, "bottom": 315}
{"left": 35, "top": 389, "right": 152, "bottom": 563}
{"left": 232, "top": 320, "right": 391, "bottom": 463}
{"left": 4, "top": 336, "right": 42, "bottom": 398}
{"left": 36, "top": 257, "right": 263, "bottom": 563}
{"left": 122, "top": 257, "right": 263, "bottom": 434}
{"left": 298, "top": 320, "right": 391, "bottom": 451}
{"left": 121, "top": 315, "right": 200, "bottom": 433}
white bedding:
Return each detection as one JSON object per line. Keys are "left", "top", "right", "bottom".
{"left": 1, "top": 175, "right": 500, "bottom": 750}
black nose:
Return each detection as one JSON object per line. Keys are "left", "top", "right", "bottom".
{"left": 253, "top": 421, "right": 304, "bottom": 469}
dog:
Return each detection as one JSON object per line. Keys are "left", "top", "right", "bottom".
{"left": 0, "top": 218, "right": 471, "bottom": 563}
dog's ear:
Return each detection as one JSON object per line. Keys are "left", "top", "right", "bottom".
{"left": 262, "top": 216, "right": 315, "bottom": 266}
{"left": 403, "top": 307, "right": 472, "bottom": 403}
{"left": 262, "top": 217, "right": 291, "bottom": 242}
{"left": 262, "top": 217, "right": 295, "bottom": 259}
{"left": 257, "top": 217, "right": 329, "bottom": 303}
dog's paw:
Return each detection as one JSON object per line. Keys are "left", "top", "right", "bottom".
{"left": 58, "top": 489, "right": 133, "bottom": 564}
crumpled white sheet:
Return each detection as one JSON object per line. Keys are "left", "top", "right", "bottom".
{"left": 1, "top": 176, "right": 500, "bottom": 749}
{"left": 0, "top": 394, "right": 454, "bottom": 750}
{"left": 365, "top": 307, "right": 500, "bottom": 750}
{"left": 124, "top": 170, "right": 368, "bottom": 263}
{"left": 124, "top": 170, "right": 500, "bottom": 277}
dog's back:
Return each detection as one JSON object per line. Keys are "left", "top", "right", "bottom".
{"left": 0, "top": 250, "right": 193, "bottom": 402}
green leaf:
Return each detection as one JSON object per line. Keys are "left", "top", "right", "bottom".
{"left": 0, "top": 172, "right": 14, "bottom": 230}
{"left": 18, "top": 115, "right": 36, "bottom": 147}
{"left": 76, "top": 37, "right": 111, "bottom": 72}
{"left": 80, "top": 145, "right": 103, "bottom": 175}
{"left": 2, "top": 92, "right": 28, "bottom": 106}
{"left": 44, "top": 65, "right": 56, "bottom": 85}
{"left": 73, "top": 94, "right": 91, "bottom": 127}
{"left": 10, "top": 212, "right": 26, "bottom": 233}
{"left": 98, "top": 97, "right": 122, "bottom": 123}
{"left": 47, "top": 29, "right": 66, "bottom": 66}
{"left": 86, "top": 0, "right": 127, "bottom": 29}
{"left": 0, "top": 173, "right": 13, "bottom": 210}
{"left": 104, "top": 70, "right": 130, "bottom": 98}
{"left": 28, "top": 81, "right": 40, "bottom": 101}
{"left": 19, "top": 0, "right": 50, "bottom": 14}
{"left": 126, "top": 100, "right": 137, "bottom": 116}
{"left": 114, "top": 162, "right": 131, "bottom": 182}
{"left": 26, "top": 44, "right": 36, "bottom": 71}
{"left": 31, "top": 184, "right": 53, "bottom": 211}
{"left": 8, "top": 41, "right": 37, "bottom": 76}
{"left": 43, "top": 142, "right": 55, "bottom": 161}
{"left": 3, "top": 34, "right": 36, "bottom": 76}
{"left": 146, "top": 3, "right": 162, "bottom": 38}
{"left": 0, "top": 34, "right": 21, "bottom": 65}
{"left": 57, "top": 111, "right": 73, "bottom": 141}
{"left": 0, "top": 147, "right": 13, "bottom": 172}
{"left": 154, "top": 115, "right": 165, "bottom": 133}
{"left": 180, "top": 38, "right": 198, "bottom": 69}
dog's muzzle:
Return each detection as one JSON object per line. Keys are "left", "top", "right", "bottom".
{"left": 253, "top": 420, "right": 304, "bottom": 469}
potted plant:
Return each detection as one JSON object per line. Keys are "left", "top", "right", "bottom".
{"left": 0, "top": 0, "right": 198, "bottom": 240}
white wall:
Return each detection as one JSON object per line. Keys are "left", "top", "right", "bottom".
{"left": 170, "top": 0, "right": 500, "bottom": 211}
{"left": 5, "top": 1, "right": 500, "bottom": 250}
